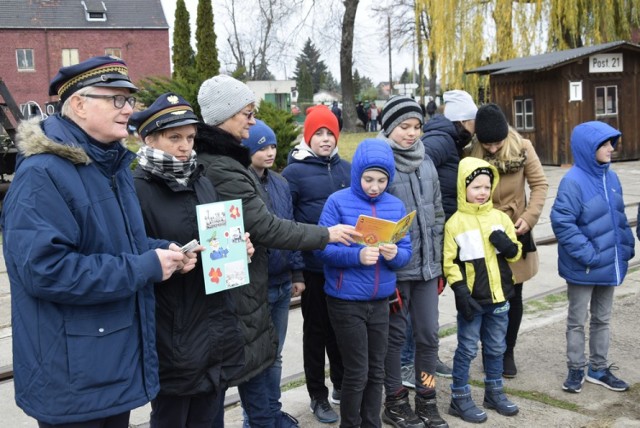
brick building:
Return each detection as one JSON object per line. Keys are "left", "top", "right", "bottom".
{"left": 0, "top": 0, "right": 170, "bottom": 116}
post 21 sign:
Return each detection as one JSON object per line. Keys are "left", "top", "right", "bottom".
{"left": 589, "top": 53, "right": 623, "bottom": 73}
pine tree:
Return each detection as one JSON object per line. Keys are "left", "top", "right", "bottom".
{"left": 353, "top": 69, "right": 362, "bottom": 100}
{"left": 297, "top": 64, "right": 313, "bottom": 103}
{"left": 172, "top": 0, "right": 195, "bottom": 81}
{"left": 293, "top": 39, "right": 329, "bottom": 94}
{"left": 195, "top": 0, "right": 220, "bottom": 82}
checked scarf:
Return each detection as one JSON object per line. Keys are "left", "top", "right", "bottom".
{"left": 136, "top": 146, "right": 197, "bottom": 186}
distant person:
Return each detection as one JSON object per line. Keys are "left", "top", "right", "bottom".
{"left": 317, "top": 138, "right": 412, "bottom": 428}
{"left": 194, "top": 75, "right": 359, "bottom": 427}
{"left": 551, "top": 121, "right": 635, "bottom": 394}
{"left": 469, "top": 103, "right": 549, "bottom": 378}
{"left": 331, "top": 101, "right": 343, "bottom": 131}
{"left": 282, "top": 105, "right": 351, "bottom": 424}
{"left": 129, "top": 92, "right": 254, "bottom": 428}
{"left": 426, "top": 100, "right": 438, "bottom": 120}
{"left": 1, "top": 56, "right": 194, "bottom": 427}
{"left": 241, "top": 119, "right": 305, "bottom": 426}
{"left": 377, "top": 95, "right": 448, "bottom": 428}
{"left": 356, "top": 101, "right": 368, "bottom": 130}
{"left": 368, "top": 102, "right": 380, "bottom": 132}
{"left": 444, "top": 157, "right": 522, "bottom": 424}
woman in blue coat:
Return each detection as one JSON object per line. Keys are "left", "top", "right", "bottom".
{"left": 551, "top": 121, "right": 635, "bottom": 394}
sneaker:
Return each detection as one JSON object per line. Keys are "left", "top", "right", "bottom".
{"left": 402, "top": 364, "right": 416, "bottom": 389}
{"left": 586, "top": 365, "right": 630, "bottom": 392}
{"left": 279, "top": 411, "right": 300, "bottom": 427}
{"left": 310, "top": 397, "right": 339, "bottom": 424}
{"left": 330, "top": 388, "right": 341, "bottom": 405}
{"left": 382, "top": 391, "right": 425, "bottom": 428}
{"left": 562, "top": 368, "right": 585, "bottom": 393}
{"left": 435, "top": 358, "right": 453, "bottom": 378}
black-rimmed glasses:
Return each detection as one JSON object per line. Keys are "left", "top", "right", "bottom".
{"left": 82, "top": 94, "right": 137, "bottom": 109}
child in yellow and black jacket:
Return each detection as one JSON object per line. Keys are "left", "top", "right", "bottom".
{"left": 443, "top": 157, "right": 522, "bottom": 424}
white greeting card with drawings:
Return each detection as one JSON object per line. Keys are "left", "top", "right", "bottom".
{"left": 195, "top": 199, "right": 250, "bottom": 294}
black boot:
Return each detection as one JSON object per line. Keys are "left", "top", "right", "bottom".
{"left": 382, "top": 390, "right": 425, "bottom": 428}
{"left": 415, "top": 393, "right": 448, "bottom": 428}
{"left": 503, "top": 348, "right": 517, "bottom": 378}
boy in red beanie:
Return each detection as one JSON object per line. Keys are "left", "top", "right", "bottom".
{"left": 282, "top": 104, "right": 350, "bottom": 423}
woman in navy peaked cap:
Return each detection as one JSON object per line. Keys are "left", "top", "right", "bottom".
{"left": 130, "top": 93, "right": 253, "bottom": 428}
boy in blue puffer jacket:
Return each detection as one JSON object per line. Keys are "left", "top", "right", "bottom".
{"left": 551, "top": 121, "right": 635, "bottom": 394}
{"left": 316, "top": 138, "right": 412, "bottom": 427}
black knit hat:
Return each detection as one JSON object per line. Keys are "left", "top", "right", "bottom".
{"left": 475, "top": 103, "right": 509, "bottom": 144}
{"left": 380, "top": 95, "right": 424, "bottom": 136}
{"left": 465, "top": 167, "right": 494, "bottom": 187}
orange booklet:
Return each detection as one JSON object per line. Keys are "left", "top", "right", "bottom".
{"left": 354, "top": 210, "right": 416, "bottom": 246}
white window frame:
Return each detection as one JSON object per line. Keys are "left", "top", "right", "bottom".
{"left": 16, "top": 48, "right": 35, "bottom": 71}
{"left": 62, "top": 49, "right": 79, "bottom": 67}
{"left": 594, "top": 85, "right": 618, "bottom": 116}
{"left": 514, "top": 98, "right": 534, "bottom": 131}
{"left": 105, "top": 48, "right": 122, "bottom": 58}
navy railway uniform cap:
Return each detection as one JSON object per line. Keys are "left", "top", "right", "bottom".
{"left": 129, "top": 92, "right": 199, "bottom": 139}
{"left": 49, "top": 55, "right": 138, "bottom": 104}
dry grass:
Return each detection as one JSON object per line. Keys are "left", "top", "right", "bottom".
{"left": 338, "top": 131, "right": 379, "bottom": 161}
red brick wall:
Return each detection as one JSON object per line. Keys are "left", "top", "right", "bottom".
{"left": 0, "top": 28, "right": 170, "bottom": 109}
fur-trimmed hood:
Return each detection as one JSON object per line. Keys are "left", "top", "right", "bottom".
{"left": 15, "top": 115, "right": 135, "bottom": 176}
{"left": 16, "top": 118, "right": 92, "bottom": 165}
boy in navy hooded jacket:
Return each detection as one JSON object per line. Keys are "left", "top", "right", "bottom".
{"left": 551, "top": 121, "right": 635, "bottom": 394}
{"left": 317, "top": 138, "right": 412, "bottom": 427}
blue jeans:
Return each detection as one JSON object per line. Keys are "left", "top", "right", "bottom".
{"left": 401, "top": 316, "right": 415, "bottom": 366}
{"left": 242, "top": 281, "right": 292, "bottom": 426}
{"left": 238, "top": 370, "right": 274, "bottom": 427}
{"left": 327, "top": 296, "right": 389, "bottom": 428}
{"left": 452, "top": 301, "right": 509, "bottom": 387}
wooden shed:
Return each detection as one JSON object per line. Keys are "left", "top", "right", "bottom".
{"left": 467, "top": 41, "right": 640, "bottom": 165}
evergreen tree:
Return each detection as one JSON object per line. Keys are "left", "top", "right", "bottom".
{"left": 172, "top": 0, "right": 195, "bottom": 81}
{"left": 195, "top": 0, "right": 219, "bottom": 82}
{"left": 353, "top": 69, "right": 362, "bottom": 100}
{"left": 297, "top": 64, "right": 313, "bottom": 103}
{"left": 293, "top": 39, "right": 328, "bottom": 94}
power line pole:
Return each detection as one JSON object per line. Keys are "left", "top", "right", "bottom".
{"left": 388, "top": 15, "right": 393, "bottom": 98}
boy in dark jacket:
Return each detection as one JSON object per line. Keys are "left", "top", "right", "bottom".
{"left": 282, "top": 105, "right": 351, "bottom": 423}
{"left": 317, "top": 138, "right": 412, "bottom": 427}
{"left": 242, "top": 119, "right": 305, "bottom": 425}
{"left": 551, "top": 121, "right": 635, "bottom": 394}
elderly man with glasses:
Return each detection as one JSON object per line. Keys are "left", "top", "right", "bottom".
{"left": 1, "top": 56, "right": 197, "bottom": 428}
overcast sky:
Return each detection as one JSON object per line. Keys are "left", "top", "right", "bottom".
{"left": 159, "top": 0, "right": 415, "bottom": 85}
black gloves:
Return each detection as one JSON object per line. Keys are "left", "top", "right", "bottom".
{"left": 451, "top": 283, "right": 482, "bottom": 322}
{"left": 489, "top": 230, "right": 519, "bottom": 258}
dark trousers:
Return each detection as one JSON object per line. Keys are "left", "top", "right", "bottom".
{"left": 150, "top": 393, "right": 219, "bottom": 428}
{"left": 38, "top": 412, "right": 130, "bottom": 428}
{"left": 327, "top": 296, "right": 389, "bottom": 428}
{"left": 301, "top": 270, "right": 343, "bottom": 400}
{"left": 506, "top": 283, "right": 523, "bottom": 350}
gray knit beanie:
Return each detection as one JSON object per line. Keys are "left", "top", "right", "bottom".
{"left": 380, "top": 95, "right": 424, "bottom": 136}
{"left": 198, "top": 75, "right": 256, "bottom": 126}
